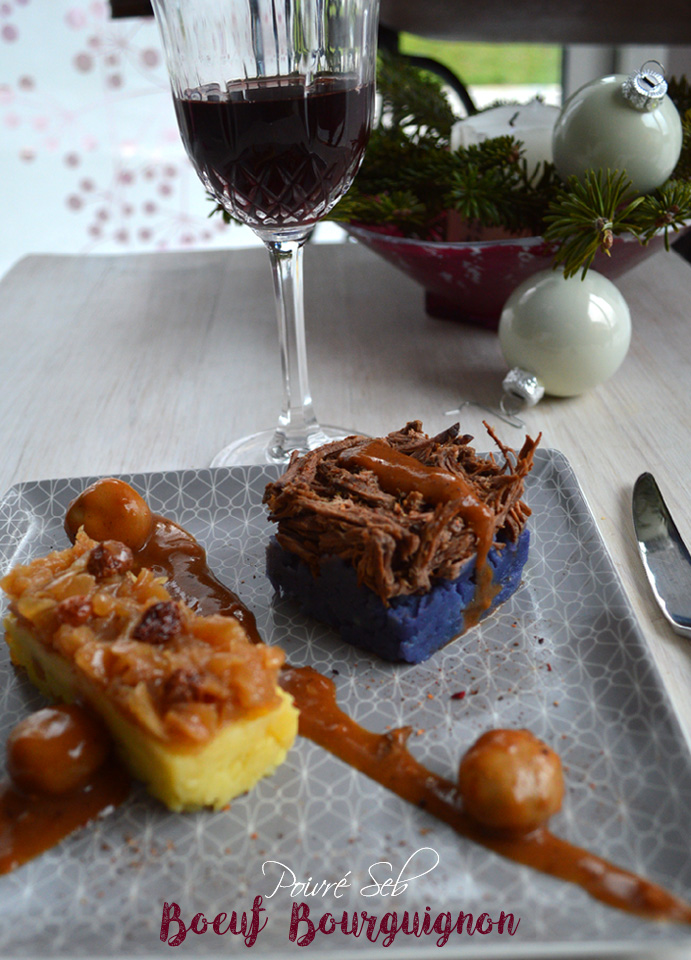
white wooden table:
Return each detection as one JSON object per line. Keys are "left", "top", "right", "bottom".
{"left": 0, "top": 240, "right": 690, "bottom": 959}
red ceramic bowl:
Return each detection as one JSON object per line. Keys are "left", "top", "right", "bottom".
{"left": 344, "top": 224, "right": 676, "bottom": 330}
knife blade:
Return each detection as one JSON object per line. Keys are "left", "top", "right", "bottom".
{"left": 632, "top": 472, "right": 691, "bottom": 639}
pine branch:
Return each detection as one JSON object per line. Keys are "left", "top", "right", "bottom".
{"left": 445, "top": 137, "right": 523, "bottom": 228}
{"left": 329, "top": 189, "right": 430, "bottom": 233}
{"left": 376, "top": 49, "right": 456, "bottom": 143}
{"left": 633, "top": 180, "right": 691, "bottom": 247}
{"left": 542, "top": 170, "right": 646, "bottom": 277}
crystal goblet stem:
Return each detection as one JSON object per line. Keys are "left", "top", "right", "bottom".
{"left": 267, "top": 236, "right": 320, "bottom": 456}
{"left": 213, "top": 229, "right": 334, "bottom": 466}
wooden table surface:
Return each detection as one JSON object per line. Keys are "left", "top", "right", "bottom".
{"left": 1, "top": 240, "right": 690, "bottom": 958}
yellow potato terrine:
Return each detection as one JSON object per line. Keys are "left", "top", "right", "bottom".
{"left": 1, "top": 530, "right": 298, "bottom": 811}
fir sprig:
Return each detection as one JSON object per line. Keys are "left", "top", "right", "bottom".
{"left": 542, "top": 170, "right": 646, "bottom": 277}
{"left": 543, "top": 173, "right": 691, "bottom": 274}
{"left": 634, "top": 180, "right": 691, "bottom": 246}
{"left": 376, "top": 51, "right": 456, "bottom": 142}
{"left": 331, "top": 188, "right": 429, "bottom": 233}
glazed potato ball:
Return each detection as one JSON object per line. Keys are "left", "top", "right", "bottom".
{"left": 458, "top": 728, "right": 564, "bottom": 835}
{"left": 7, "top": 704, "right": 110, "bottom": 795}
{"left": 65, "top": 478, "right": 153, "bottom": 550}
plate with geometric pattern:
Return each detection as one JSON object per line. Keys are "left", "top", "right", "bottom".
{"left": 0, "top": 450, "right": 690, "bottom": 958}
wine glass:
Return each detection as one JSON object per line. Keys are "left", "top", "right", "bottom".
{"left": 151, "top": 0, "right": 379, "bottom": 465}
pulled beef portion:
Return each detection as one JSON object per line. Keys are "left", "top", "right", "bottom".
{"left": 263, "top": 421, "right": 540, "bottom": 601}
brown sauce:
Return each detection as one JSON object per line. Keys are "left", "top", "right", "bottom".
{"left": 124, "top": 508, "right": 690, "bottom": 920}
{"left": 280, "top": 665, "right": 691, "bottom": 923}
{"left": 340, "top": 438, "right": 495, "bottom": 567}
{"left": 6, "top": 481, "right": 691, "bottom": 923}
{"left": 142, "top": 517, "right": 689, "bottom": 922}
{"left": 135, "top": 516, "right": 261, "bottom": 643}
{"left": 0, "top": 510, "right": 248, "bottom": 874}
{"left": 457, "top": 563, "right": 498, "bottom": 632}
{"left": 0, "top": 767, "right": 130, "bottom": 875}
{"left": 339, "top": 439, "right": 498, "bottom": 624}
{"left": 0, "top": 705, "right": 130, "bottom": 875}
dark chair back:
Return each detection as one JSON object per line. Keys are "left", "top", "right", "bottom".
{"left": 379, "top": 0, "right": 691, "bottom": 45}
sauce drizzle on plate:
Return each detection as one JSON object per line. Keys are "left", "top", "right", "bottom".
{"left": 2, "top": 478, "right": 689, "bottom": 924}
{"left": 114, "top": 496, "right": 691, "bottom": 922}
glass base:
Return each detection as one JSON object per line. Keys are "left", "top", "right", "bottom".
{"left": 210, "top": 424, "right": 357, "bottom": 467}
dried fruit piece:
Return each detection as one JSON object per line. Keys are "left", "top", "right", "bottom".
{"left": 55, "top": 595, "right": 93, "bottom": 626}
{"left": 132, "top": 601, "right": 182, "bottom": 645}
{"left": 86, "top": 541, "right": 134, "bottom": 580}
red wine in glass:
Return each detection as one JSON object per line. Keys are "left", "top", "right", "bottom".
{"left": 174, "top": 75, "right": 374, "bottom": 230}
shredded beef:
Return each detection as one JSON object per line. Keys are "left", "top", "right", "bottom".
{"left": 263, "top": 421, "right": 540, "bottom": 602}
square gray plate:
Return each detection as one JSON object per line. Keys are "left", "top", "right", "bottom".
{"left": 0, "top": 450, "right": 690, "bottom": 958}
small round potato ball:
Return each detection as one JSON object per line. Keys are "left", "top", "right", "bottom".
{"left": 65, "top": 477, "right": 153, "bottom": 550}
{"left": 458, "top": 728, "right": 564, "bottom": 835}
{"left": 7, "top": 704, "right": 110, "bottom": 795}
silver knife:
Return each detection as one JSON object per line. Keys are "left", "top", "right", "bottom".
{"left": 632, "top": 472, "right": 691, "bottom": 639}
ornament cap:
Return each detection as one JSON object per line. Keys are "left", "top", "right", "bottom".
{"left": 621, "top": 61, "right": 668, "bottom": 112}
{"left": 500, "top": 367, "right": 545, "bottom": 415}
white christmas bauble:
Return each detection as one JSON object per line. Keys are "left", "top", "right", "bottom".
{"left": 498, "top": 269, "right": 631, "bottom": 397}
{"left": 552, "top": 72, "right": 682, "bottom": 194}
{"left": 451, "top": 100, "right": 559, "bottom": 173}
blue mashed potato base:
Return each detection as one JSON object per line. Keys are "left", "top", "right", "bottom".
{"left": 266, "top": 528, "right": 530, "bottom": 663}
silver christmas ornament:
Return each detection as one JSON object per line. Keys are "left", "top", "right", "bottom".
{"left": 552, "top": 63, "right": 682, "bottom": 195}
{"left": 498, "top": 269, "right": 632, "bottom": 402}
